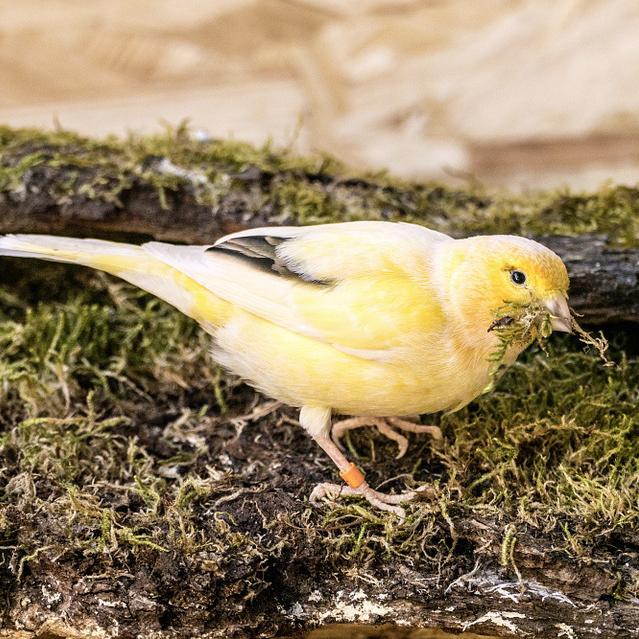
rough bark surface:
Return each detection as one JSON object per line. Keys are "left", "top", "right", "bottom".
{"left": 542, "top": 235, "right": 639, "bottom": 325}
{"left": 1, "top": 138, "right": 638, "bottom": 326}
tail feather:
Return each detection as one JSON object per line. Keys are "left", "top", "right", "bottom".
{"left": 0, "top": 234, "right": 142, "bottom": 264}
{"left": 0, "top": 234, "right": 230, "bottom": 329}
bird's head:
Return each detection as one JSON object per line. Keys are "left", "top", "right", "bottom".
{"left": 440, "top": 235, "right": 571, "bottom": 339}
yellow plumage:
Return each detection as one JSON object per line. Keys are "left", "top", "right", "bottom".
{"left": 0, "top": 221, "right": 571, "bottom": 516}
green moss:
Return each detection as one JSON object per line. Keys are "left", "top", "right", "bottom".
{"left": 0, "top": 268, "right": 637, "bottom": 606}
{"left": 0, "top": 123, "right": 347, "bottom": 216}
{"left": 2, "top": 124, "right": 639, "bottom": 243}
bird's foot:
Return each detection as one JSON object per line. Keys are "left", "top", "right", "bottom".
{"left": 310, "top": 480, "right": 421, "bottom": 519}
{"left": 331, "top": 416, "right": 442, "bottom": 459}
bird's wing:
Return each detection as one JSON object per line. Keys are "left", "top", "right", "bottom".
{"left": 144, "top": 221, "right": 452, "bottom": 360}
{"left": 211, "top": 221, "right": 451, "bottom": 282}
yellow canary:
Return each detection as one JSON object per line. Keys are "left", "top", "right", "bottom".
{"left": 0, "top": 222, "right": 570, "bottom": 516}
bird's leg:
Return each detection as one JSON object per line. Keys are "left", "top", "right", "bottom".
{"left": 300, "top": 407, "right": 417, "bottom": 518}
{"left": 332, "top": 415, "right": 442, "bottom": 459}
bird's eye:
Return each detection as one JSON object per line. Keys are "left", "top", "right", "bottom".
{"left": 510, "top": 270, "right": 526, "bottom": 285}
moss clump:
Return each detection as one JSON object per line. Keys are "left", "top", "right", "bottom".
{"left": 0, "top": 123, "right": 346, "bottom": 218}
{"left": 487, "top": 301, "right": 610, "bottom": 387}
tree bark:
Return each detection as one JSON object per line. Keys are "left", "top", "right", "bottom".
{"left": 541, "top": 235, "right": 639, "bottom": 325}
{"left": 1, "top": 134, "right": 638, "bottom": 326}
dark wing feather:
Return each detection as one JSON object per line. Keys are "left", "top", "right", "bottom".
{"left": 208, "top": 234, "right": 330, "bottom": 283}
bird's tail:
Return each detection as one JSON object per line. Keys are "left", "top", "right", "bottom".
{"left": 0, "top": 234, "right": 230, "bottom": 330}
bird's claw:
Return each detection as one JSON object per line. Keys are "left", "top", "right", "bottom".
{"left": 388, "top": 417, "right": 443, "bottom": 442}
{"left": 310, "top": 481, "right": 418, "bottom": 519}
{"left": 331, "top": 417, "right": 442, "bottom": 459}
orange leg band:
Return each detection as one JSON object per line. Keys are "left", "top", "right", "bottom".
{"left": 340, "top": 463, "right": 365, "bottom": 489}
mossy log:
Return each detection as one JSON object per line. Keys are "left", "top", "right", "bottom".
{"left": 2, "top": 126, "right": 639, "bottom": 326}
{"left": 1, "top": 127, "right": 639, "bottom": 639}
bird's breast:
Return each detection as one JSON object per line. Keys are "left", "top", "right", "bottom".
{"left": 211, "top": 310, "right": 504, "bottom": 418}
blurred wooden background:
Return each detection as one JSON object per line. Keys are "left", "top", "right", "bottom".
{"left": 2, "top": 0, "right": 639, "bottom": 189}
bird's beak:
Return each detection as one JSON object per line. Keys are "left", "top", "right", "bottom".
{"left": 545, "top": 294, "right": 572, "bottom": 333}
